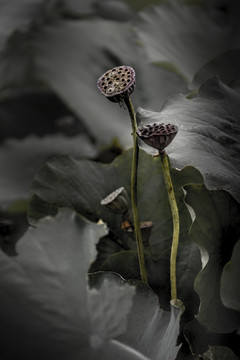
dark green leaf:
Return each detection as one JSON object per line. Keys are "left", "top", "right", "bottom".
{"left": 137, "top": 77, "right": 240, "bottom": 202}
{"left": 184, "top": 318, "right": 240, "bottom": 357}
{"left": 101, "top": 250, "right": 141, "bottom": 279}
{"left": 28, "top": 149, "right": 202, "bottom": 312}
{"left": 221, "top": 240, "right": 240, "bottom": 314}
{"left": 185, "top": 184, "right": 240, "bottom": 333}
{"left": 202, "top": 346, "right": 239, "bottom": 360}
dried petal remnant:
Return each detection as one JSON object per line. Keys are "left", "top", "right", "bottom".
{"left": 137, "top": 123, "right": 178, "bottom": 152}
{"left": 97, "top": 66, "right": 135, "bottom": 102}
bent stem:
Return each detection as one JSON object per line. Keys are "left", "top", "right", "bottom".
{"left": 124, "top": 97, "right": 148, "bottom": 284}
{"left": 160, "top": 151, "right": 179, "bottom": 300}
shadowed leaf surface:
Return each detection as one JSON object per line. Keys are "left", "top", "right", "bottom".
{"left": 135, "top": 1, "right": 240, "bottom": 81}
{"left": 0, "top": 88, "right": 86, "bottom": 143}
{"left": 221, "top": 240, "right": 240, "bottom": 315}
{"left": 185, "top": 184, "right": 240, "bottom": 333}
{"left": 190, "top": 49, "right": 240, "bottom": 90}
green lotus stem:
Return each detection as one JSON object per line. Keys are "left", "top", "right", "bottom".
{"left": 160, "top": 151, "right": 179, "bottom": 300}
{"left": 124, "top": 97, "right": 148, "bottom": 284}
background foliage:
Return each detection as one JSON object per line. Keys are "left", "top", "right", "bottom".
{"left": 0, "top": 0, "right": 240, "bottom": 359}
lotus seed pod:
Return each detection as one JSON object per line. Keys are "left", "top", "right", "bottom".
{"left": 100, "top": 187, "right": 129, "bottom": 214}
{"left": 137, "top": 123, "right": 178, "bottom": 153}
{"left": 97, "top": 65, "right": 135, "bottom": 103}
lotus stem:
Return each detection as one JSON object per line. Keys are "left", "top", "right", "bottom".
{"left": 160, "top": 151, "right": 179, "bottom": 300}
{"left": 124, "top": 96, "right": 148, "bottom": 284}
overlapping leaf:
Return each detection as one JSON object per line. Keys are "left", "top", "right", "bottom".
{"left": 0, "top": 208, "right": 155, "bottom": 359}
{"left": 221, "top": 240, "right": 240, "bottom": 316}
{"left": 185, "top": 184, "right": 240, "bottom": 333}
{"left": 28, "top": 149, "right": 202, "bottom": 311}
{"left": 137, "top": 77, "right": 240, "bottom": 202}
{"left": 0, "top": 134, "right": 97, "bottom": 206}
{"left": 90, "top": 272, "right": 184, "bottom": 360}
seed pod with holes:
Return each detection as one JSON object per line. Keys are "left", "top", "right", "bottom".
{"left": 137, "top": 123, "right": 178, "bottom": 153}
{"left": 100, "top": 186, "right": 130, "bottom": 214}
{"left": 97, "top": 65, "right": 135, "bottom": 103}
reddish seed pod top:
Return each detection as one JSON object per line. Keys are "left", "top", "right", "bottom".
{"left": 97, "top": 65, "right": 135, "bottom": 103}
{"left": 137, "top": 123, "right": 178, "bottom": 153}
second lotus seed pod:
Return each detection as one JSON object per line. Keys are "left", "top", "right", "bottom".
{"left": 97, "top": 65, "right": 135, "bottom": 103}
{"left": 100, "top": 186, "right": 129, "bottom": 214}
{"left": 137, "top": 123, "right": 178, "bottom": 153}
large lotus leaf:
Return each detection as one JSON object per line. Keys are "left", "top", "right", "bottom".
{"left": 220, "top": 240, "right": 240, "bottom": 315}
{"left": 28, "top": 149, "right": 202, "bottom": 313}
{"left": 184, "top": 184, "right": 240, "bottom": 333}
{"left": 137, "top": 77, "right": 240, "bottom": 202}
{"left": 190, "top": 49, "right": 240, "bottom": 90}
{"left": 135, "top": 1, "right": 240, "bottom": 82}
{"left": 0, "top": 15, "right": 187, "bottom": 146}
{"left": 28, "top": 148, "right": 202, "bottom": 255}
{"left": 0, "top": 208, "right": 153, "bottom": 360}
{"left": 91, "top": 272, "right": 183, "bottom": 360}
{"left": 0, "top": 134, "right": 97, "bottom": 207}
{"left": 98, "top": 241, "right": 201, "bottom": 318}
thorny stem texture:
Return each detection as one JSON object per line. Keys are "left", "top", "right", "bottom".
{"left": 160, "top": 151, "right": 180, "bottom": 300}
{"left": 124, "top": 97, "right": 148, "bottom": 284}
